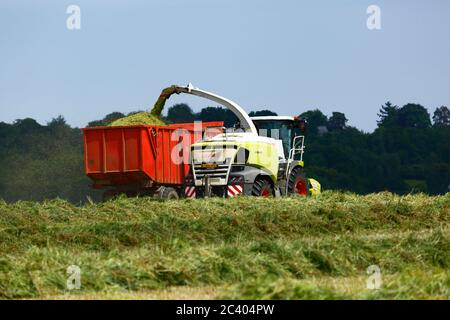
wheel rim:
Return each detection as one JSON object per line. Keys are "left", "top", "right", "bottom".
{"left": 294, "top": 179, "right": 307, "bottom": 196}
{"left": 261, "top": 187, "right": 271, "bottom": 197}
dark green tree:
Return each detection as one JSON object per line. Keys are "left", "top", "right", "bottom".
{"left": 167, "top": 103, "right": 195, "bottom": 123}
{"left": 300, "top": 109, "right": 328, "bottom": 135}
{"left": 397, "top": 103, "right": 431, "bottom": 128}
{"left": 87, "top": 112, "right": 125, "bottom": 127}
{"left": 377, "top": 101, "right": 399, "bottom": 128}
{"left": 248, "top": 110, "right": 278, "bottom": 117}
{"left": 196, "top": 106, "right": 238, "bottom": 127}
{"left": 432, "top": 106, "right": 450, "bottom": 127}
{"left": 47, "top": 115, "right": 69, "bottom": 129}
{"left": 327, "top": 112, "right": 348, "bottom": 131}
{"left": 13, "top": 118, "right": 43, "bottom": 134}
{"left": 0, "top": 116, "right": 99, "bottom": 203}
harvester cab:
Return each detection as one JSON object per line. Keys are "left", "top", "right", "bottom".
{"left": 250, "top": 116, "right": 307, "bottom": 160}
{"left": 162, "top": 83, "right": 322, "bottom": 199}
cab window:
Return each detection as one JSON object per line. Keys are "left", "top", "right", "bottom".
{"left": 253, "top": 120, "right": 292, "bottom": 158}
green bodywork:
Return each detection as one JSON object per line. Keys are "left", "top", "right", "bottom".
{"left": 191, "top": 139, "right": 280, "bottom": 181}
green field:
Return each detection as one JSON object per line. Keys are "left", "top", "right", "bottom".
{"left": 0, "top": 191, "right": 449, "bottom": 300}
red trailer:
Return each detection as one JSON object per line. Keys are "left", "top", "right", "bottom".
{"left": 82, "top": 121, "right": 223, "bottom": 200}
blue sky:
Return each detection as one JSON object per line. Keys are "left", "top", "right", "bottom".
{"left": 0, "top": 0, "right": 449, "bottom": 132}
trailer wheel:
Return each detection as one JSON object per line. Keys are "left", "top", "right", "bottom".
{"left": 251, "top": 178, "right": 273, "bottom": 197}
{"left": 156, "top": 187, "right": 179, "bottom": 200}
{"left": 102, "top": 190, "right": 119, "bottom": 202}
{"left": 288, "top": 167, "right": 309, "bottom": 196}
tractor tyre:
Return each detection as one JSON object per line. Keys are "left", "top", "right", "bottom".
{"left": 251, "top": 178, "right": 274, "bottom": 197}
{"left": 157, "top": 187, "right": 179, "bottom": 200}
{"left": 288, "top": 167, "right": 309, "bottom": 196}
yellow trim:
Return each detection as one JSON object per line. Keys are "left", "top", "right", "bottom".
{"left": 308, "top": 178, "right": 321, "bottom": 196}
{"left": 192, "top": 140, "right": 279, "bottom": 181}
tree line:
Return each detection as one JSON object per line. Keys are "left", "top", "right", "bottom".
{"left": 0, "top": 103, "right": 448, "bottom": 203}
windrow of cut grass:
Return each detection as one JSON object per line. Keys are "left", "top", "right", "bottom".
{"left": 220, "top": 267, "right": 450, "bottom": 300}
{"left": 0, "top": 191, "right": 448, "bottom": 299}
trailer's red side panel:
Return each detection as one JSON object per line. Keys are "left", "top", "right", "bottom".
{"left": 104, "top": 129, "right": 123, "bottom": 172}
{"left": 123, "top": 128, "right": 140, "bottom": 171}
{"left": 85, "top": 130, "right": 104, "bottom": 173}
{"left": 83, "top": 121, "right": 223, "bottom": 187}
{"left": 141, "top": 128, "right": 155, "bottom": 181}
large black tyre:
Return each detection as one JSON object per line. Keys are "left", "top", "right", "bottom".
{"left": 155, "top": 187, "right": 179, "bottom": 200}
{"left": 251, "top": 178, "right": 274, "bottom": 197}
{"left": 287, "top": 167, "right": 309, "bottom": 196}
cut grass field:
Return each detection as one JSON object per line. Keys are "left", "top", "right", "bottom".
{"left": 0, "top": 191, "right": 448, "bottom": 299}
